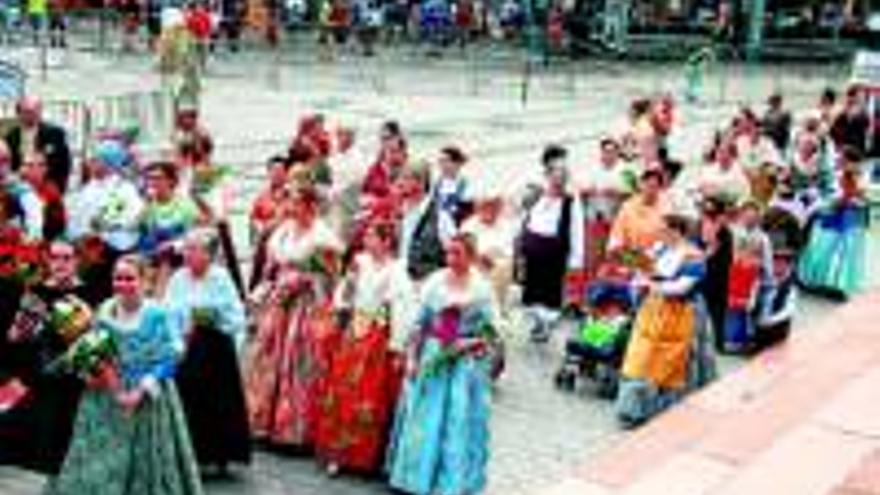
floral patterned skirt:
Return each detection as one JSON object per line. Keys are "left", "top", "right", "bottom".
{"left": 44, "top": 382, "right": 202, "bottom": 495}
{"left": 244, "top": 297, "right": 339, "bottom": 447}
{"left": 386, "top": 337, "right": 491, "bottom": 495}
{"left": 314, "top": 317, "right": 403, "bottom": 473}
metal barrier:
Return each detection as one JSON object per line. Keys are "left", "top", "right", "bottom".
{"left": 0, "top": 88, "right": 174, "bottom": 153}
{"left": 0, "top": 58, "right": 26, "bottom": 100}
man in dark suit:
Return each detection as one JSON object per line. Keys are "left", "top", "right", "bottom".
{"left": 3, "top": 96, "right": 72, "bottom": 193}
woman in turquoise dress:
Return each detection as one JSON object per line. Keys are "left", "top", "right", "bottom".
{"left": 615, "top": 213, "right": 717, "bottom": 427}
{"left": 797, "top": 148, "right": 868, "bottom": 300}
{"left": 45, "top": 255, "right": 203, "bottom": 495}
{"left": 386, "top": 234, "right": 497, "bottom": 495}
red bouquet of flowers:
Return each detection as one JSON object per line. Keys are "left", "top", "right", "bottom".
{"left": 0, "top": 227, "right": 41, "bottom": 286}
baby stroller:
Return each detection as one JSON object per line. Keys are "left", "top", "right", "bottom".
{"left": 554, "top": 281, "right": 636, "bottom": 398}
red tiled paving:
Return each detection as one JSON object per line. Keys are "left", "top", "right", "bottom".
{"left": 834, "top": 448, "right": 880, "bottom": 495}
{"left": 542, "top": 293, "right": 880, "bottom": 495}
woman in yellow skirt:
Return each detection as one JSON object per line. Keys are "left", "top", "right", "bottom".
{"left": 615, "top": 211, "right": 717, "bottom": 427}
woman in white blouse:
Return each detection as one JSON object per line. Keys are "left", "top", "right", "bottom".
{"left": 244, "top": 185, "right": 344, "bottom": 448}
{"left": 517, "top": 145, "right": 584, "bottom": 342}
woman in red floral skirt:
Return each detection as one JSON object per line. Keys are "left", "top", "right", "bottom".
{"left": 315, "top": 221, "right": 414, "bottom": 476}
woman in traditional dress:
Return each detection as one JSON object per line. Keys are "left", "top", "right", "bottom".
{"left": 386, "top": 233, "right": 497, "bottom": 495}
{"left": 0, "top": 239, "right": 103, "bottom": 474}
{"left": 398, "top": 164, "right": 457, "bottom": 282}
{"left": 249, "top": 156, "right": 292, "bottom": 291}
{"left": 164, "top": 229, "right": 251, "bottom": 475}
{"left": 615, "top": 210, "right": 717, "bottom": 427}
{"left": 608, "top": 168, "right": 668, "bottom": 254}
{"left": 139, "top": 161, "right": 201, "bottom": 256}
{"left": 697, "top": 197, "right": 733, "bottom": 352}
{"left": 362, "top": 121, "right": 408, "bottom": 207}
{"left": 722, "top": 200, "right": 773, "bottom": 354}
{"left": 462, "top": 185, "right": 515, "bottom": 319}
{"left": 579, "top": 138, "right": 634, "bottom": 277}
{"left": 46, "top": 255, "right": 202, "bottom": 495}
{"left": 797, "top": 147, "right": 869, "bottom": 300}
{"left": 245, "top": 185, "right": 343, "bottom": 448}
{"left": 65, "top": 140, "right": 144, "bottom": 301}
{"left": 518, "top": 145, "right": 584, "bottom": 342}
{"left": 20, "top": 151, "right": 65, "bottom": 241}
{"left": 315, "top": 221, "right": 414, "bottom": 476}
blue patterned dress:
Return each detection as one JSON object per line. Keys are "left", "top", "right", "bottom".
{"left": 797, "top": 198, "right": 868, "bottom": 298}
{"left": 45, "top": 299, "right": 202, "bottom": 495}
{"left": 386, "top": 269, "right": 496, "bottom": 495}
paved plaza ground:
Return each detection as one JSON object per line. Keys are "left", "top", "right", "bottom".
{"left": 0, "top": 43, "right": 873, "bottom": 494}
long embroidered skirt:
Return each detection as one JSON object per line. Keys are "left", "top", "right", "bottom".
{"left": 176, "top": 324, "right": 251, "bottom": 466}
{"left": 386, "top": 338, "right": 491, "bottom": 495}
{"left": 616, "top": 296, "right": 716, "bottom": 426}
{"left": 244, "top": 296, "right": 339, "bottom": 447}
{"left": 314, "top": 316, "right": 403, "bottom": 473}
{"left": 798, "top": 205, "right": 867, "bottom": 298}
{"left": 44, "top": 382, "right": 203, "bottom": 495}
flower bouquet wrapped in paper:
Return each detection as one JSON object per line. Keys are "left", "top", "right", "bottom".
{"left": 190, "top": 306, "right": 218, "bottom": 329}
{"left": 47, "top": 325, "right": 118, "bottom": 382}
{"left": 605, "top": 246, "right": 654, "bottom": 276}
{"left": 48, "top": 295, "right": 95, "bottom": 346}
{"left": 421, "top": 307, "right": 496, "bottom": 378}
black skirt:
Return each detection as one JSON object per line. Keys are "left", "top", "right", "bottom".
{"left": 521, "top": 229, "right": 568, "bottom": 309}
{"left": 0, "top": 283, "right": 100, "bottom": 474}
{"left": 0, "top": 374, "right": 82, "bottom": 474}
{"left": 175, "top": 325, "right": 252, "bottom": 466}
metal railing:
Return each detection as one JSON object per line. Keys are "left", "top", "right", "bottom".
{"left": 0, "top": 58, "right": 26, "bottom": 100}
{"left": 0, "top": 88, "right": 174, "bottom": 153}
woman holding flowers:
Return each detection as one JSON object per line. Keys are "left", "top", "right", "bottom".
{"left": 315, "top": 221, "right": 415, "bottom": 476}
{"left": 245, "top": 184, "right": 343, "bottom": 448}
{"left": 1, "top": 239, "right": 103, "bottom": 474}
{"left": 65, "top": 140, "right": 143, "bottom": 301}
{"left": 615, "top": 210, "right": 717, "bottom": 427}
{"left": 386, "top": 233, "right": 497, "bottom": 495}
{"left": 797, "top": 146, "right": 869, "bottom": 300}
{"left": 46, "top": 255, "right": 202, "bottom": 495}
{"left": 164, "top": 229, "right": 251, "bottom": 474}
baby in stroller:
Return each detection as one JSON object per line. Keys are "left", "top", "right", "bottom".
{"left": 554, "top": 280, "right": 637, "bottom": 397}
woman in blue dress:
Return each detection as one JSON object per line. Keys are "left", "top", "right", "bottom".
{"left": 615, "top": 212, "right": 717, "bottom": 427}
{"left": 164, "top": 229, "right": 251, "bottom": 475}
{"left": 797, "top": 146, "right": 868, "bottom": 300}
{"left": 386, "top": 233, "right": 497, "bottom": 495}
{"left": 45, "top": 255, "right": 203, "bottom": 495}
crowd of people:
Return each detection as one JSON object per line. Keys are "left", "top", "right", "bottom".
{"left": 0, "top": 80, "right": 873, "bottom": 494}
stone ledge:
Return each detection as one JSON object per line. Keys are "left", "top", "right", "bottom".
{"left": 541, "top": 292, "right": 880, "bottom": 495}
